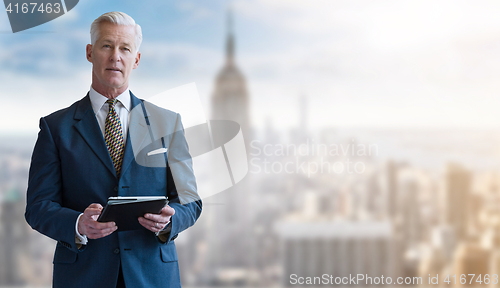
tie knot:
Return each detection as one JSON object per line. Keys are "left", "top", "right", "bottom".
{"left": 106, "top": 99, "right": 118, "bottom": 108}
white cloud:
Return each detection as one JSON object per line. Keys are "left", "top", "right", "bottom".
{"left": 5, "top": 0, "right": 500, "bottom": 133}
{"left": 135, "top": 40, "right": 222, "bottom": 103}
{"left": 0, "top": 26, "right": 89, "bottom": 75}
{"left": 53, "top": 7, "right": 80, "bottom": 24}
{"left": 230, "top": 0, "right": 500, "bottom": 129}
{"left": 236, "top": 0, "right": 500, "bottom": 40}
{"left": 139, "top": 41, "right": 221, "bottom": 72}
{"left": 0, "top": 39, "right": 224, "bottom": 133}
{"left": 0, "top": 69, "right": 91, "bottom": 133}
{"left": 175, "top": 1, "right": 215, "bottom": 24}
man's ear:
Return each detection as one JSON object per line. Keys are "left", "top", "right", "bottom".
{"left": 86, "top": 44, "right": 93, "bottom": 63}
{"left": 133, "top": 51, "right": 141, "bottom": 69}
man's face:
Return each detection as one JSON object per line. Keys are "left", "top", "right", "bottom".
{"left": 86, "top": 22, "right": 141, "bottom": 96}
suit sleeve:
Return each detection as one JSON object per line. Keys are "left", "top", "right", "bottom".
{"left": 159, "top": 113, "right": 202, "bottom": 244}
{"left": 25, "top": 117, "right": 82, "bottom": 253}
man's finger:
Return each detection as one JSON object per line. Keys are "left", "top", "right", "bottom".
{"left": 88, "top": 221, "right": 116, "bottom": 230}
{"left": 161, "top": 206, "right": 175, "bottom": 216}
{"left": 138, "top": 216, "right": 167, "bottom": 228}
{"left": 84, "top": 207, "right": 103, "bottom": 217}
{"left": 138, "top": 217, "right": 154, "bottom": 231}
{"left": 88, "top": 203, "right": 103, "bottom": 210}
{"left": 143, "top": 213, "right": 170, "bottom": 223}
{"left": 138, "top": 216, "right": 157, "bottom": 226}
{"left": 138, "top": 217, "right": 165, "bottom": 232}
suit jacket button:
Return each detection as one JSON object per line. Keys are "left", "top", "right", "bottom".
{"left": 114, "top": 248, "right": 120, "bottom": 254}
{"left": 114, "top": 186, "right": 118, "bottom": 192}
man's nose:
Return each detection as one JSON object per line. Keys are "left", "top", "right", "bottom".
{"left": 109, "top": 48, "right": 121, "bottom": 62}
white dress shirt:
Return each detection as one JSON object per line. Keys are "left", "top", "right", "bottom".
{"left": 75, "top": 87, "right": 131, "bottom": 246}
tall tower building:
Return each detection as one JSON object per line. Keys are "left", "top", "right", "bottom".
{"left": 204, "top": 8, "right": 255, "bottom": 285}
{"left": 386, "top": 160, "right": 398, "bottom": 218}
{"left": 275, "top": 220, "right": 398, "bottom": 287}
{"left": 445, "top": 163, "right": 471, "bottom": 240}
{"left": 291, "top": 94, "right": 309, "bottom": 144}
{"left": 0, "top": 187, "right": 28, "bottom": 285}
{"left": 209, "top": 8, "right": 251, "bottom": 224}
{"left": 453, "top": 243, "right": 489, "bottom": 286}
{"left": 211, "top": 9, "right": 250, "bottom": 144}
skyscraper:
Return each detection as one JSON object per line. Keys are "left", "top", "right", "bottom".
{"left": 453, "top": 243, "right": 489, "bottom": 286}
{"left": 276, "top": 220, "right": 397, "bottom": 287}
{"left": 445, "top": 163, "right": 471, "bottom": 240}
{"left": 204, "top": 8, "right": 254, "bottom": 285}
{"left": 0, "top": 187, "right": 28, "bottom": 285}
{"left": 386, "top": 160, "right": 398, "bottom": 218}
{"left": 211, "top": 9, "right": 250, "bottom": 145}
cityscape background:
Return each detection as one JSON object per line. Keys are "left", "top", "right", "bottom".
{"left": 2, "top": 0, "right": 500, "bottom": 287}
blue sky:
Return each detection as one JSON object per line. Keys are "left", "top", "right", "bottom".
{"left": 3, "top": 0, "right": 500, "bottom": 134}
{"left": 0, "top": 0, "right": 244, "bottom": 133}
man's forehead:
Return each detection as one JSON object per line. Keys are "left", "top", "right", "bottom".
{"left": 98, "top": 23, "right": 136, "bottom": 40}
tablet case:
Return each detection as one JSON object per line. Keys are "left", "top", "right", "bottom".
{"left": 97, "top": 197, "right": 168, "bottom": 231}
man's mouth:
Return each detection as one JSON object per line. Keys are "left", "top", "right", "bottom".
{"left": 106, "top": 68, "right": 121, "bottom": 72}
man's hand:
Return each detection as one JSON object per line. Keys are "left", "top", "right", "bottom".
{"left": 77, "top": 203, "right": 117, "bottom": 239}
{"left": 138, "top": 205, "right": 175, "bottom": 233}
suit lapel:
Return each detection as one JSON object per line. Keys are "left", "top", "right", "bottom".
{"left": 73, "top": 94, "right": 117, "bottom": 178}
{"left": 120, "top": 91, "right": 145, "bottom": 177}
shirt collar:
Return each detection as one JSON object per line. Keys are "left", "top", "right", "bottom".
{"left": 89, "top": 87, "right": 131, "bottom": 114}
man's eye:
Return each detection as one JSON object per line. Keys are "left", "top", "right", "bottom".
{"left": 103, "top": 45, "right": 110, "bottom": 48}
{"left": 123, "top": 47, "right": 130, "bottom": 51}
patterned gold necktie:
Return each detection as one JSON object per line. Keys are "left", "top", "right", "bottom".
{"left": 104, "top": 99, "right": 124, "bottom": 177}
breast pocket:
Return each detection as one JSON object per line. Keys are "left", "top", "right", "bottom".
{"left": 146, "top": 152, "right": 168, "bottom": 166}
{"left": 142, "top": 141, "right": 168, "bottom": 167}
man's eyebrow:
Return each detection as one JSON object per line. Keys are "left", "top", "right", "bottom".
{"left": 99, "top": 39, "right": 134, "bottom": 49}
{"left": 120, "top": 43, "right": 135, "bottom": 51}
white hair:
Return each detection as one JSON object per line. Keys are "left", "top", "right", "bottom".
{"left": 90, "top": 11, "right": 142, "bottom": 52}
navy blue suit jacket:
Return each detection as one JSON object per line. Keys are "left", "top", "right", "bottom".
{"left": 25, "top": 92, "right": 202, "bottom": 288}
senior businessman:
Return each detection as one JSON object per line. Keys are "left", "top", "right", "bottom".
{"left": 25, "top": 11, "right": 202, "bottom": 288}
